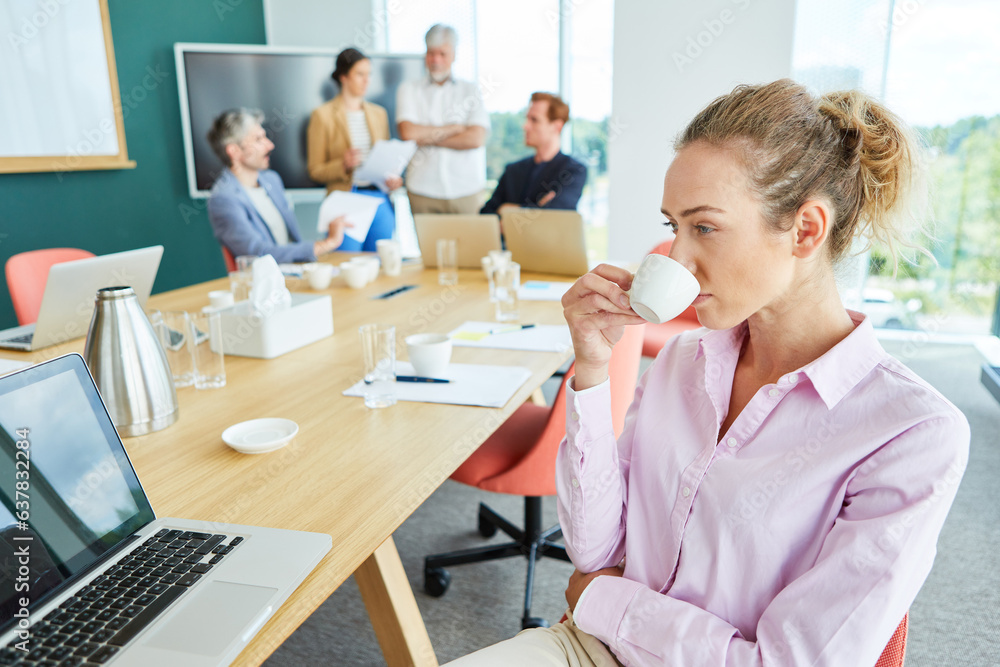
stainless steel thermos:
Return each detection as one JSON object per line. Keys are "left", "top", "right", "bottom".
{"left": 83, "top": 286, "right": 178, "bottom": 436}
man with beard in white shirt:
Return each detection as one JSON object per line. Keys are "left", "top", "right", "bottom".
{"left": 396, "top": 24, "right": 491, "bottom": 215}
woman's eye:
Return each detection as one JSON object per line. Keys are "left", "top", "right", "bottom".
{"left": 662, "top": 220, "right": 677, "bottom": 233}
{"left": 695, "top": 225, "right": 714, "bottom": 235}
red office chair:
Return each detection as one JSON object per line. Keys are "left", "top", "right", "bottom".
{"left": 641, "top": 239, "right": 701, "bottom": 358}
{"left": 875, "top": 613, "right": 908, "bottom": 667}
{"left": 5, "top": 248, "right": 95, "bottom": 325}
{"left": 221, "top": 246, "right": 237, "bottom": 273}
{"left": 424, "top": 323, "right": 646, "bottom": 630}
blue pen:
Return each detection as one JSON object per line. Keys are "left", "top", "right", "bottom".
{"left": 373, "top": 284, "right": 418, "bottom": 299}
{"left": 395, "top": 375, "right": 451, "bottom": 383}
{"left": 489, "top": 324, "right": 536, "bottom": 335}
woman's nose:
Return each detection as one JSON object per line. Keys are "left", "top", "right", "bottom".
{"left": 667, "top": 242, "right": 696, "bottom": 275}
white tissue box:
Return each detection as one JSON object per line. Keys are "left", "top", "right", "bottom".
{"left": 215, "top": 293, "right": 333, "bottom": 359}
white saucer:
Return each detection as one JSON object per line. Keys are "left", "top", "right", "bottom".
{"left": 221, "top": 418, "right": 298, "bottom": 454}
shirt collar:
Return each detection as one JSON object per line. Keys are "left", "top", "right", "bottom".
{"left": 798, "top": 311, "right": 885, "bottom": 408}
{"left": 425, "top": 73, "right": 454, "bottom": 86}
{"left": 694, "top": 321, "right": 746, "bottom": 363}
{"left": 694, "top": 311, "right": 885, "bottom": 410}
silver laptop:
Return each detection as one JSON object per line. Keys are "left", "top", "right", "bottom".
{"left": 414, "top": 214, "right": 502, "bottom": 268}
{"left": 0, "top": 354, "right": 331, "bottom": 666}
{"left": 500, "top": 209, "right": 589, "bottom": 277}
{"left": 0, "top": 247, "right": 164, "bottom": 351}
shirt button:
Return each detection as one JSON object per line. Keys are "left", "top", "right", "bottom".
{"left": 727, "top": 437, "right": 738, "bottom": 448}
{"left": 681, "top": 487, "right": 691, "bottom": 498}
{"left": 571, "top": 411, "right": 580, "bottom": 421}
{"left": 571, "top": 478, "right": 580, "bottom": 488}
{"left": 769, "top": 388, "right": 780, "bottom": 397}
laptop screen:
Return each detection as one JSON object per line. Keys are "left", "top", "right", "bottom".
{"left": 0, "top": 355, "right": 154, "bottom": 633}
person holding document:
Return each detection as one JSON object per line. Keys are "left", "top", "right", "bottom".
{"left": 307, "top": 47, "right": 402, "bottom": 251}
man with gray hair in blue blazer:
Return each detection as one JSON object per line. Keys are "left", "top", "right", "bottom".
{"left": 206, "top": 108, "right": 349, "bottom": 263}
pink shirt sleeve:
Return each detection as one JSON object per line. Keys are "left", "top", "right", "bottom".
{"left": 556, "top": 369, "right": 649, "bottom": 572}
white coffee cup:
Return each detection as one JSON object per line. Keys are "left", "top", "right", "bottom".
{"left": 376, "top": 240, "right": 403, "bottom": 277}
{"left": 405, "top": 333, "right": 452, "bottom": 378}
{"left": 207, "top": 289, "right": 235, "bottom": 310}
{"left": 340, "top": 261, "right": 368, "bottom": 289}
{"left": 350, "top": 256, "right": 380, "bottom": 282}
{"left": 627, "top": 254, "right": 700, "bottom": 324}
{"left": 304, "top": 263, "right": 334, "bottom": 290}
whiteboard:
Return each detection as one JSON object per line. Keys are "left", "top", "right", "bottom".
{"left": 0, "top": 0, "right": 133, "bottom": 173}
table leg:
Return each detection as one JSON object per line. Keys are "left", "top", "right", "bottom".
{"left": 356, "top": 536, "right": 438, "bottom": 667}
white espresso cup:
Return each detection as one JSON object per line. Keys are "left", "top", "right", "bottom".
{"left": 350, "top": 256, "right": 380, "bottom": 283}
{"left": 304, "top": 263, "right": 334, "bottom": 290}
{"left": 627, "top": 254, "right": 700, "bottom": 324}
{"left": 207, "top": 289, "right": 235, "bottom": 310}
{"left": 340, "top": 261, "right": 368, "bottom": 289}
{"left": 405, "top": 333, "right": 452, "bottom": 378}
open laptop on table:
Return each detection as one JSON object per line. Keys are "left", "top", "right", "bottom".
{"left": 413, "top": 214, "right": 502, "bottom": 268}
{"left": 0, "top": 354, "right": 331, "bottom": 666}
{"left": 0, "top": 247, "right": 164, "bottom": 352}
{"left": 500, "top": 209, "right": 589, "bottom": 277}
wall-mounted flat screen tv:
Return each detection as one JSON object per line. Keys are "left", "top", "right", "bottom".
{"left": 174, "top": 43, "right": 424, "bottom": 200}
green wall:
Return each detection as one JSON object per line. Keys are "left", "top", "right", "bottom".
{"left": 0, "top": 0, "right": 266, "bottom": 330}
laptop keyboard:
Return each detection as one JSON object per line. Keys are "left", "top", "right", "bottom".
{"left": 0, "top": 529, "right": 244, "bottom": 666}
{"left": 0, "top": 332, "right": 32, "bottom": 346}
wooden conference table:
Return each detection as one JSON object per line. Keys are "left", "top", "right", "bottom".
{"left": 0, "top": 255, "right": 574, "bottom": 666}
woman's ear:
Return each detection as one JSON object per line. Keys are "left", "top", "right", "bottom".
{"left": 792, "top": 200, "right": 832, "bottom": 259}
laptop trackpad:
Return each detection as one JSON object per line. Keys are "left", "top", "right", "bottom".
{"left": 144, "top": 581, "right": 278, "bottom": 655}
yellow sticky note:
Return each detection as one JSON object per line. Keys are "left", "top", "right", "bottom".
{"left": 452, "top": 331, "right": 490, "bottom": 342}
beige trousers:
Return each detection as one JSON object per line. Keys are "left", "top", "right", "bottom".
{"left": 442, "top": 611, "right": 623, "bottom": 667}
{"left": 407, "top": 190, "right": 482, "bottom": 215}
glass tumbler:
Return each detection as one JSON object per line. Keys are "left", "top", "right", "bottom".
{"left": 359, "top": 324, "right": 397, "bottom": 408}
{"left": 493, "top": 262, "right": 520, "bottom": 322}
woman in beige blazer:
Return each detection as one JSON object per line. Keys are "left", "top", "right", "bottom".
{"left": 307, "top": 48, "right": 402, "bottom": 250}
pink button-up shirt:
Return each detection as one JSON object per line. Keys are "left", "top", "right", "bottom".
{"left": 557, "top": 313, "right": 969, "bottom": 666}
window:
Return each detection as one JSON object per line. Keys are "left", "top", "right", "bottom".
{"left": 567, "top": 0, "right": 615, "bottom": 261}
{"left": 882, "top": 0, "right": 1000, "bottom": 336}
{"left": 794, "top": 0, "right": 1000, "bottom": 336}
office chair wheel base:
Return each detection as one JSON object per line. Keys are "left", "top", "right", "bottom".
{"left": 477, "top": 513, "right": 498, "bottom": 538}
{"left": 424, "top": 567, "right": 451, "bottom": 597}
{"left": 522, "top": 616, "right": 549, "bottom": 630}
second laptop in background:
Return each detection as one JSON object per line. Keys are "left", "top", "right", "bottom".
{"left": 500, "top": 209, "right": 589, "bottom": 277}
{"left": 0, "top": 246, "right": 164, "bottom": 351}
{"left": 414, "top": 214, "right": 502, "bottom": 269}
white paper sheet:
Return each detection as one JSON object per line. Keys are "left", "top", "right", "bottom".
{"left": 448, "top": 321, "right": 573, "bottom": 353}
{"left": 518, "top": 281, "right": 574, "bottom": 301}
{"left": 342, "top": 362, "right": 532, "bottom": 408}
{"left": 353, "top": 139, "right": 417, "bottom": 192}
{"left": 316, "top": 190, "right": 382, "bottom": 242}
{"left": 0, "top": 359, "right": 30, "bottom": 377}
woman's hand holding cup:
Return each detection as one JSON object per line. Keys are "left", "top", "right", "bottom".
{"left": 562, "top": 264, "right": 646, "bottom": 390}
